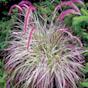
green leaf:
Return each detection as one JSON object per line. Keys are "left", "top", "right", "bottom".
{"left": 80, "top": 82, "right": 88, "bottom": 87}
{"left": 81, "top": 8, "right": 88, "bottom": 16}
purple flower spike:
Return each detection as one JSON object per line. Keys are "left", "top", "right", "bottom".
{"left": 27, "top": 27, "right": 35, "bottom": 49}
{"left": 8, "top": 1, "right": 36, "bottom": 34}
{"left": 58, "top": 9, "right": 81, "bottom": 20}
{"left": 19, "top": 4, "right": 29, "bottom": 9}
{"left": 18, "top": 1, "right": 33, "bottom": 9}
{"left": 71, "top": 0, "right": 84, "bottom": 5}
{"left": 23, "top": 6, "right": 36, "bottom": 33}
{"left": 55, "top": 1, "right": 80, "bottom": 12}
{"left": 18, "top": 0, "right": 32, "bottom": 7}
{"left": 18, "top": 1, "right": 36, "bottom": 33}
{"left": 8, "top": 4, "right": 23, "bottom": 15}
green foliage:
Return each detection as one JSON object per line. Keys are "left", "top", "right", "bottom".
{"left": 0, "top": 18, "right": 11, "bottom": 49}
{"left": 83, "top": 63, "right": 88, "bottom": 73}
{"left": 0, "top": 0, "right": 8, "bottom": 3}
{"left": 34, "top": 0, "right": 60, "bottom": 17}
{"left": 80, "top": 63, "right": 88, "bottom": 88}
{"left": 0, "top": 11, "right": 18, "bottom": 50}
{"left": 80, "top": 82, "right": 88, "bottom": 87}
{"left": 72, "top": 8, "right": 88, "bottom": 45}
{"left": 0, "top": 59, "right": 6, "bottom": 88}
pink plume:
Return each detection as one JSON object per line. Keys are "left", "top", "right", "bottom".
{"left": 8, "top": 5, "right": 23, "bottom": 15}
{"left": 58, "top": 9, "right": 81, "bottom": 20}
{"left": 18, "top": 0, "right": 32, "bottom": 6}
{"left": 23, "top": 6, "right": 36, "bottom": 33}
{"left": 27, "top": 27, "right": 35, "bottom": 49}
{"left": 55, "top": 1, "right": 80, "bottom": 12}
{"left": 71, "top": 0, "right": 84, "bottom": 5}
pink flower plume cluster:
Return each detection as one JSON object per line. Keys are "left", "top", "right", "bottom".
{"left": 5, "top": 0, "right": 85, "bottom": 88}
{"left": 55, "top": 0, "right": 84, "bottom": 20}
{"left": 8, "top": 0, "right": 36, "bottom": 49}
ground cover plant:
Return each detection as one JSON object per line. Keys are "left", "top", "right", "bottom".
{"left": 0, "top": 59, "right": 6, "bottom": 88}
{"left": 80, "top": 62, "right": 88, "bottom": 88}
{"left": 0, "top": 18, "right": 11, "bottom": 49}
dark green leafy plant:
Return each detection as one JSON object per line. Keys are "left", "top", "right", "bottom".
{"left": 34, "top": 0, "right": 60, "bottom": 17}
{"left": 72, "top": 8, "right": 88, "bottom": 46}
{"left": 0, "top": 18, "right": 11, "bottom": 49}
{"left": 0, "top": 12, "right": 17, "bottom": 50}
{"left": 0, "top": 59, "right": 6, "bottom": 88}
{"left": 0, "top": 0, "right": 8, "bottom": 3}
{"left": 80, "top": 63, "right": 88, "bottom": 88}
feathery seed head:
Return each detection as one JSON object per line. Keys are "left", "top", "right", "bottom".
{"left": 55, "top": 0, "right": 84, "bottom": 21}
